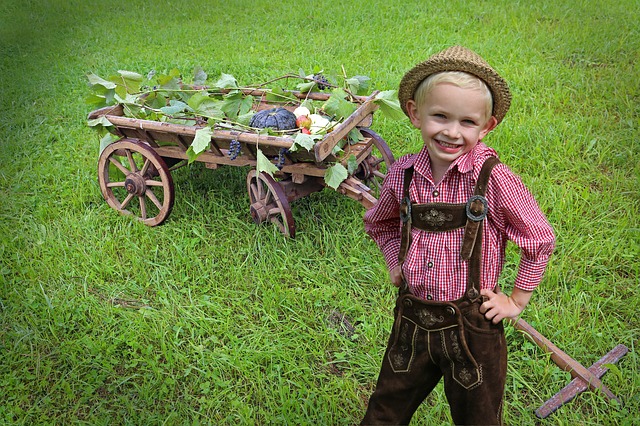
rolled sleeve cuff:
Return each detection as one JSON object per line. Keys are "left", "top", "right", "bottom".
{"left": 381, "top": 239, "right": 401, "bottom": 272}
{"left": 514, "top": 256, "right": 551, "bottom": 292}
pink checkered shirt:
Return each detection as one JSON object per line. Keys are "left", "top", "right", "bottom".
{"left": 364, "top": 143, "right": 555, "bottom": 301}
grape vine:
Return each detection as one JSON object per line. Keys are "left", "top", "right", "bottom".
{"left": 86, "top": 66, "right": 403, "bottom": 188}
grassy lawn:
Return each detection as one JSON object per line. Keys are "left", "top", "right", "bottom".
{"left": 1, "top": 0, "right": 638, "bottom": 424}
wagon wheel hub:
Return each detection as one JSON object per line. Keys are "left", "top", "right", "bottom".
{"left": 124, "top": 173, "right": 147, "bottom": 196}
{"left": 249, "top": 201, "right": 271, "bottom": 223}
{"left": 355, "top": 157, "right": 376, "bottom": 180}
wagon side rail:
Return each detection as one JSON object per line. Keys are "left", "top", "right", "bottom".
{"left": 93, "top": 109, "right": 381, "bottom": 181}
{"left": 89, "top": 90, "right": 382, "bottom": 166}
{"left": 313, "top": 91, "right": 380, "bottom": 162}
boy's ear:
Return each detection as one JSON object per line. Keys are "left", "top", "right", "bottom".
{"left": 406, "top": 100, "right": 422, "bottom": 128}
{"left": 479, "top": 116, "right": 498, "bottom": 140}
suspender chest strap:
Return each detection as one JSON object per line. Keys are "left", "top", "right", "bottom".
{"left": 397, "top": 157, "right": 501, "bottom": 300}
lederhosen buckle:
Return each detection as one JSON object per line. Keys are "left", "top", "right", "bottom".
{"left": 466, "top": 195, "right": 488, "bottom": 222}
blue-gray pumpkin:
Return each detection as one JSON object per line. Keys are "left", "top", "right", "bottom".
{"left": 250, "top": 107, "right": 297, "bottom": 130}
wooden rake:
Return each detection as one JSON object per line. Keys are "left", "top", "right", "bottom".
{"left": 512, "top": 319, "right": 628, "bottom": 418}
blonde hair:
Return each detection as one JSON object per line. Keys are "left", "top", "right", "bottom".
{"left": 414, "top": 71, "right": 493, "bottom": 120}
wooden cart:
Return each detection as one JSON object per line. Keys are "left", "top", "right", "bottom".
{"left": 88, "top": 89, "right": 394, "bottom": 237}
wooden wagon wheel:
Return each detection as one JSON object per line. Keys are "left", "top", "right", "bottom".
{"left": 98, "top": 138, "right": 174, "bottom": 226}
{"left": 246, "top": 169, "right": 296, "bottom": 238}
{"left": 355, "top": 127, "right": 395, "bottom": 197}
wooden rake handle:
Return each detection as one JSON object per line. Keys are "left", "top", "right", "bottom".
{"left": 512, "top": 318, "right": 620, "bottom": 402}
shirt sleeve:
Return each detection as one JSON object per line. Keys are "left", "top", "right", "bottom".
{"left": 363, "top": 168, "right": 403, "bottom": 272}
{"left": 488, "top": 164, "right": 556, "bottom": 291}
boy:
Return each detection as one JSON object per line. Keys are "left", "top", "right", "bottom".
{"left": 361, "top": 46, "right": 555, "bottom": 425}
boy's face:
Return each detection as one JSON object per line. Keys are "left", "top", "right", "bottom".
{"left": 407, "top": 82, "right": 497, "bottom": 172}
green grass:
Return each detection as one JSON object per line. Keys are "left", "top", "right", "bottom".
{"left": 1, "top": 0, "right": 638, "bottom": 424}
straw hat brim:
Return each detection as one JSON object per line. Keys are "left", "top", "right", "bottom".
{"left": 398, "top": 46, "right": 511, "bottom": 123}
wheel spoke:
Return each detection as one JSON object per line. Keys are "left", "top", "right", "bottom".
{"left": 140, "top": 158, "right": 151, "bottom": 176}
{"left": 120, "top": 193, "right": 135, "bottom": 210}
{"left": 249, "top": 182, "right": 260, "bottom": 202}
{"left": 264, "top": 186, "right": 274, "bottom": 204}
{"left": 256, "top": 178, "right": 265, "bottom": 200}
{"left": 145, "top": 179, "right": 165, "bottom": 187}
{"left": 370, "top": 157, "right": 384, "bottom": 167}
{"left": 145, "top": 188, "right": 163, "bottom": 210}
{"left": 125, "top": 149, "right": 137, "bottom": 172}
{"left": 107, "top": 181, "right": 126, "bottom": 188}
{"left": 109, "top": 156, "right": 131, "bottom": 175}
{"left": 270, "top": 217, "right": 285, "bottom": 234}
{"left": 139, "top": 196, "right": 147, "bottom": 219}
{"left": 268, "top": 206, "right": 283, "bottom": 216}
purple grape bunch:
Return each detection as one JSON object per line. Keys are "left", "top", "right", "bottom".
{"left": 276, "top": 148, "right": 288, "bottom": 169}
{"left": 229, "top": 139, "right": 241, "bottom": 160}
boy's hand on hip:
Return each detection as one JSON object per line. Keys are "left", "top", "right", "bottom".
{"left": 479, "top": 289, "right": 529, "bottom": 324}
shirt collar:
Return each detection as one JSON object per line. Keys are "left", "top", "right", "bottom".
{"left": 413, "top": 142, "right": 496, "bottom": 179}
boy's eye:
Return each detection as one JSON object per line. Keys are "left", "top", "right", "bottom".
{"left": 433, "top": 113, "right": 446, "bottom": 118}
{"left": 462, "top": 119, "right": 477, "bottom": 125}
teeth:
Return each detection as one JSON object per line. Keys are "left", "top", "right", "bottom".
{"left": 438, "top": 140, "right": 458, "bottom": 148}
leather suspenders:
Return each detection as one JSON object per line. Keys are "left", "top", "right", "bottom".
{"left": 398, "top": 157, "right": 500, "bottom": 301}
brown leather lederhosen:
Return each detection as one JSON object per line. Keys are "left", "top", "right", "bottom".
{"left": 362, "top": 157, "right": 507, "bottom": 426}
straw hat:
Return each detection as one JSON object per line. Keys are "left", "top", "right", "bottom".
{"left": 398, "top": 46, "right": 511, "bottom": 123}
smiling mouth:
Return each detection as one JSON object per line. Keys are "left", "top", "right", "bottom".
{"left": 436, "top": 140, "right": 460, "bottom": 149}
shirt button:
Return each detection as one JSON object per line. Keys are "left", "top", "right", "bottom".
{"left": 432, "top": 190, "right": 439, "bottom": 197}
{"left": 427, "top": 261, "right": 434, "bottom": 268}
{"left": 426, "top": 294, "right": 433, "bottom": 300}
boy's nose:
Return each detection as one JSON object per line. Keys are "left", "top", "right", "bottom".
{"left": 443, "top": 123, "right": 461, "bottom": 138}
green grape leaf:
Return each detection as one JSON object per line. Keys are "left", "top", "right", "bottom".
{"left": 221, "top": 92, "right": 252, "bottom": 120}
{"left": 86, "top": 72, "right": 117, "bottom": 89}
{"left": 157, "top": 71, "right": 181, "bottom": 91}
{"left": 87, "top": 116, "right": 113, "bottom": 128}
{"left": 144, "top": 91, "right": 167, "bottom": 110}
{"left": 290, "top": 132, "right": 321, "bottom": 152}
{"left": 236, "top": 111, "right": 255, "bottom": 126}
{"left": 188, "top": 92, "right": 225, "bottom": 119}
{"left": 99, "top": 133, "right": 120, "bottom": 155}
{"left": 324, "top": 163, "right": 348, "bottom": 189}
{"left": 347, "top": 154, "right": 358, "bottom": 174}
{"left": 256, "top": 148, "right": 279, "bottom": 177}
{"left": 346, "top": 75, "right": 371, "bottom": 95}
{"left": 347, "top": 128, "right": 364, "bottom": 144}
{"left": 160, "top": 100, "right": 190, "bottom": 116}
{"left": 116, "top": 70, "right": 143, "bottom": 93}
{"left": 85, "top": 93, "right": 109, "bottom": 108}
{"left": 297, "top": 81, "right": 316, "bottom": 93}
{"left": 193, "top": 66, "right": 208, "bottom": 85}
{"left": 266, "top": 87, "right": 297, "bottom": 103}
{"left": 186, "top": 127, "right": 213, "bottom": 163}
{"left": 117, "top": 70, "right": 143, "bottom": 81}
{"left": 323, "top": 89, "right": 356, "bottom": 120}
{"left": 215, "top": 73, "right": 238, "bottom": 89}
{"left": 374, "top": 90, "right": 405, "bottom": 120}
